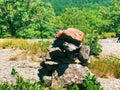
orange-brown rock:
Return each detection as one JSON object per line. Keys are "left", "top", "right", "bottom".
{"left": 56, "top": 28, "right": 84, "bottom": 43}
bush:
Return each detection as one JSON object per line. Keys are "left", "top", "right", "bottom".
{"left": 16, "top": 29, "right": 40, "bottom": 39}
{"left": 99, "top": 32, "right": 116, "bottom": 39}
{"left": 67, "top": 72, "right": 103, "bottom": 90}
{"left": 82, "top": 72, "right": 103, "bottom": 90}
{"left": 83, "top": 33, "right": 102, "bottom": 56}
{"left": 0, "top": 32, "right": 11, "bottom": 38}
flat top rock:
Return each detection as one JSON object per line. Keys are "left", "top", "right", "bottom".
{"left": 45, "top": 61, "right": 59, "bottom": 65}
{"left": 56, "top": 28, "right": 84, "bottom": 42}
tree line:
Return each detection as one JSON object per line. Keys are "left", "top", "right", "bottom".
{"left": 0, "top": 0, "right": 120, "bottom": 39}
{"left": 42, "top": 0, "right": 111, "bottom": 15}
{"left": 0, "top": 0, "right": 120, "bottom": 55}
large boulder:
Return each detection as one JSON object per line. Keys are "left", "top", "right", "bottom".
{"left": 56, "top": 28, "right": 84, "bottom": 44}
{"left": 51, "top": 64, "right": 89, "bottom": 87}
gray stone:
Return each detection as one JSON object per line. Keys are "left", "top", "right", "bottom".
{"left": 63, "top": 42, "right": 81, "bottom": 51}
{"left": 65, "top": 51, "right": 78, "bottom": 60}
{"left": 45, "top": 61, "right": 59, "bottom": 65}
{"left": 45, "top": 61, "right": 59, "bottom": 71}
{"left": 51, "top": 64, "right": 89, "bottom": 87}
{"left": 50, "top": 57, "right": 75, "bottom": 64}
{"left": 49, "top": 46, "right": 65, "bottom": 58}
{"left": 53, "top": 39, "right": 81, "bottom": 51}
{"left": 78, "top": 45, "right": 90, "bottom": 63}
{"left": 53, "top": 39, "right": 65, "bottom": 47}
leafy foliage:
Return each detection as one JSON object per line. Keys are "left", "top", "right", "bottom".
{"left": 83, "top": 33, "right": 102, "bottom": 55}
{"left": 99, "top": 32, "right": 116, "bottom": 39}
{"left": 56, "top": 8, "right": 90, "bottom": 33}
{"left": 1, "top": 0, "right": 120, "bottom": 56}
{"left": 0, "top": 0, "right": 56, "bottom": 38}
{"left": 82, "top": 72, "right": 103, "bottom": 90}
{"left": 42, "top": 0, "right": 111, "bottom": 15}
{"left": 63, "top": 72, "right": 103, "bottom": 90}
{"left": 11, "top": 68, "right": 18, "bottom": 76}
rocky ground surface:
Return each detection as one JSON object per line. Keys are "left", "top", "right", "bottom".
{"left": 0, "top": 60, "right": 40, "bottom": 84}
{"left": 0, "top": 38, "right": 120, "bottom": 90}
{"left": 99, "top": 38, "right": 120, "bottom": 58}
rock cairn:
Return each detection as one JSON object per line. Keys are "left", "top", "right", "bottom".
{"left": 39, "top": 28, "right": 90, "bottom": 88}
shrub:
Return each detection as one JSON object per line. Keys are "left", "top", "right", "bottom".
{"left": 99, "top": 32, "right": 116, "bottom": 39}
{"left": 83, "top": 33, "right": 102, "bottom": 56}
{"left": 67, "top": 72, "right": 103, "bottom": 90}
{"left": 16, "top": 29, "right": 40, "bottom": 39}
{"left": 0, "top": 32, "right": 11, "bottom": 38}
{"left": 82, "top": 72, "right": 103, "bottom": 90}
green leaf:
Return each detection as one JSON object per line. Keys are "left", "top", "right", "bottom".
{"left": 11, "top": 68, "right": 17, "bottom": 76}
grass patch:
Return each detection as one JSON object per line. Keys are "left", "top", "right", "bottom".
{"left": 88, "top": 56, "right": 120, "bottom": 78}
{"left": 39, "top": 40, "right": 52, "bottom": 53}
{"left": 0, "top": 39, "right": 52, "bottom": 54}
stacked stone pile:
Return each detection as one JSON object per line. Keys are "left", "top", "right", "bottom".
{"left": 48, "top": 28, "right": 90, "bottom": 64}
{"left": 39, "top": 28, "right": 90, "bottom": 88}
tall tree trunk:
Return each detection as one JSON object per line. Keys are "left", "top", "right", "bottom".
{"left": 0, "top": 29, "right": 2, "bottom": 38}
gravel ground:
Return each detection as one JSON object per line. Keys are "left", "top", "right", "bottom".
{"left": 0, "top": 38, "right": 120, "bottom": 90}
{"left": 0, "top": 60, "right": 41, "bottom": 84}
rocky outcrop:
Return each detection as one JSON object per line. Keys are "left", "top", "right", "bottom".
{"left": 51, "top": 64, "right": 89, "bottom": 87}
{"left": 38, "top": 28, "right": 90, "bottom": 88}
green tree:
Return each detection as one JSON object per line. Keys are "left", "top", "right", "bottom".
{"left": 57, "top": 7, "right": 109, "bottom": 34}
{"left": 57, "top": 8, "right": 90, "bottom": 33}
{"left": 0, "top": 0, "right": 56, "bottom": 38}
{"left": 81, "top": 8, "right": 110, "bottom": 34}
{"left": 42, "top": 0, "right": 111, "bottom": 15}
{"left": 57, "top": 7, "right": 103, "bottom": 55}
{"left": 109, "top": 0, "right": 120, "bottom": 33}
{"left": 100, "top": 0, "right": 120, "bottom": 33}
